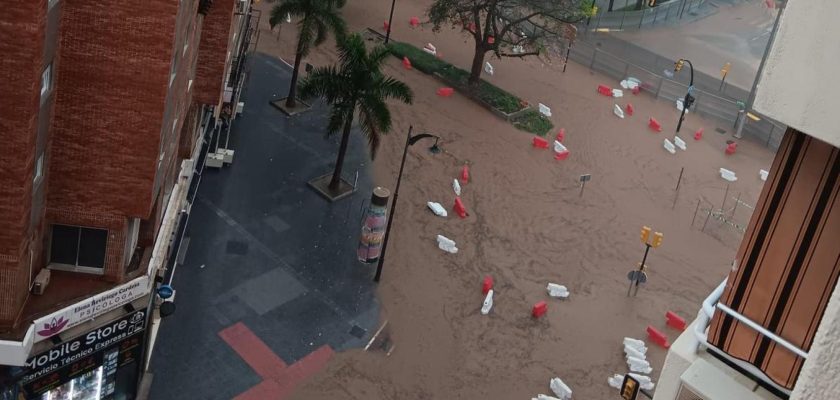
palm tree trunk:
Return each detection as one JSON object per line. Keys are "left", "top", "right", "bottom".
{"left": 329, "top": 117, "right": 354, "bottom": 191}
{"left": 286, "top": 51, "right": 303, "bottom": 108}
{"left": 468, "top": 45, "right": 487, "bottom": 86}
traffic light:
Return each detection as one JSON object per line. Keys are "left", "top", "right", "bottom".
{"left": 684, "top": 94, "right": 695, "bottom": 110}
{"left": 674, "top": 59, "right": 684, "bottom": 72}
{"left": 640, "top": 226, "right": 651, "bottom": 244}
{"left": 651, "top": 232, "right": 664, "bottom": 248}
{"left": 648, "top": 0, "right": 657, "bottom": 7}
{"left": 621, "top": 375, "right": 640, "bottom": 400}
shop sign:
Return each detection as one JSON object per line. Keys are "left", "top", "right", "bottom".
{"left": 32, "top": 276, "right": 149, "bottom": 342}
{"left": 21, "top": 309, "right": 146, "bottom": 385}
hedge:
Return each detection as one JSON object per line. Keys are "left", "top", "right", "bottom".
{"left": 388, "top": 41, "right": 553, "bottom": 136}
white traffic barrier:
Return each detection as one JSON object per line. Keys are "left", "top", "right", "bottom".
{"left": 760, "top": 169, "right": 769, "bottom": 181}
{"left": 550, "top": 377, "right": 572, "bottom": 400}
{"left": 484, "top": 62, "right": 494, "bottom": 76}
{"left": 624, "top": 345, "right": 646, "bottom": 360}
{"left": 628, "top": 373, "right": 656, "bottom": 390}
{"left": 436, "top": 235, "right": 458, "bottom": 254}
{"left": 720, "top": 168, "right": 738, "bottom": 182}
{"left": 423, "top": 43, "right": 437, "bottom": 55}
{"left": 623, "top": 337, "right": 647, "bottom": 352}
{"left": 547, "top": 283, "right": 570, "bottom": 298}
{"left": 608, "top": 374, "right": 624, "bottom": 389}
{"left": 627, "top": 356, "right": 653, "bottom": 374}
{"left": 663, "top": 139, "right": 677, "bottom": 154}
{"left": 539, "top": 103, "right": 552, "bottom": 117}
{"left": 453, "top": 179, "right": 461, "bottom": 196}
{"left": 536, "top": 395, "right": 561, "bottom": 400}
{"left": 554, "top": 140, "right": 568, "bottom": 154}
{"left": 481, "top": 289, "right": 494, "bottom": 315}
{"left": 674, "top": 136, "right": 687, "bottom": 151}
{"left": 427, "top": 202, "right": 447, "bottom": 217}
{"left": 612, "top": 89, "right": 624, "bottom": 98}
{"left": 614, "top": 103, "right": 625, "bottom": 119}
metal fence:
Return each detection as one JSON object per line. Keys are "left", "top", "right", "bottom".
{"left": 568, "top": 40, "right": 785, "bottom": 148}
{"left": 590, "top": 0, "right": 707, "bottom": 31}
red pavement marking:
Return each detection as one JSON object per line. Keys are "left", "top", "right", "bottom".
{"left": 219, "top": 322, "right": 335, "bottom": 400}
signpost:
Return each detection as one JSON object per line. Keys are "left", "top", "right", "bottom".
{"left": 580, "top": 174, "right": 592, "bottom": 197}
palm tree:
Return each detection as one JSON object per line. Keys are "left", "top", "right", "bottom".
{"left": 299, "top": 34, "right": 414, "bottom": 192}
{"left": 269, "top": 0, "right": 347, "bottom": 109}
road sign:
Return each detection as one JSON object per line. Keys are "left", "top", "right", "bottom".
{"left": 621, "top": 374, "right": 640, "bottom": 400}
{"left": 157, "top": 284, "right": 174, "bottom": 300}
{"left": 627, "top": 270, "right": 648, "bottom": 284}
{"left": 580, "top": 174, "right": 592, "bottom": 182}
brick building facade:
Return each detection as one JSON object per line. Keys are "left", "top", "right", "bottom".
{"left": 0, "top": 0, "right": 251, "bottom": 334}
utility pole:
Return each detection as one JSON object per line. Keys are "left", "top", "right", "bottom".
{"left": 734, "top": 1, "right": 785, "bottom": 139}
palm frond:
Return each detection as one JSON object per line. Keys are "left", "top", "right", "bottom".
{"left": 298, "top": 66, "right": 350, "bottom": 103}
{"left": 269, "top": 0, "right": 307, "bottom": 28}
{"left": 374, "top": 77, "right": 414, "bottom": 104}
{"left": 356, "top": 106, "right": 383, "bottom": 158}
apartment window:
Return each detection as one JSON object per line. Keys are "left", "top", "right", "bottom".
{"left": 49, "top": 225, "right": 108, "bottom": 272}
{"left": 41, "top": 63, "right": 52, "bottom": 99}
{"left": 33, "top": 153, "right": 44, "bottom": 185}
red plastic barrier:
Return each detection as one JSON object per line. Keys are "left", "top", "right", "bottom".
{"left": 460, "top": 165, "right": 470, "bottom": 183}
{"left": 453, "top": 197, "right": 468, "bottom": 218}
{"left": 383, "top": 21, "right": 390, "bottom": 32}
{"left": 648, "top": 117, "right": 662, "bottom": 132}
{"left": 468, "top": 22, "right": 476, "bottom": 33}
{"left": 632, "top": 86, "right": 641, "bottom": 95}
{"left": 436, "top": 87, "right": 454, "bottom": 97}
{"left": 666, "top": 311, "right": 687, "bottom": 331}
{"left": 409, "top": 16, "right": 420, "bottom": 27}
{"left": 402, "top": 57, "right": 412, "bottom": 70}
{"left": 487, "top": 36, "right": 495, "bottom": 44}
{"left": 597, "top": 85, "right": 612, "bottom": 97}
{"left": 694, "top": 128, "right": 704, "bottom": 140}
{"left": 554, "top": 151, "right": 570, "bottom": 161}
{"left": 626, "top": 103, "right": 634, "bottom": 116}
{"left": 482, "top": 276, "right": 494, "bottom": 294}
{"left": 532, "top": 136, "right": 549, "bottom": 149}
{"left": 725, "top": 142, "right": 738, "bottom": 155}
{"left": 555, "top": 128, "right": 566, "bottom": 143}
{"left": 646, "top": 326, "right": 671, "bottom": 348}
{"left": 532, "top": 301, "right": 548, "bottom": 318}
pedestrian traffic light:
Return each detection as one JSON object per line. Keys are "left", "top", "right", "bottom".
{"left": 621, "top": 375, "right": 640, "bottom": 400}
{"left": 640, "top": 226, "right": 651, "bottom": 244}
{"left": 648, "top": 0, "right": 657, "bottom": 7}
{"left": 651, "top": 232, "right": 664, "bottom": 248}
{"left": 684, "top": 94, "right": 695, "bottom": 110}
{"left": 674, "top": 59, "right": 684, "bottom": 72}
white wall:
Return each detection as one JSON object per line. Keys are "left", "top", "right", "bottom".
{"left": 752, "top": 0, "right": 840, "bottom": 148}
{"left": 791, "top": 278, "right": 840, "bottom": 399}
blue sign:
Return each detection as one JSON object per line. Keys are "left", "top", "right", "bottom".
{"left": 157, "top": 284, "right": 174, "bottom": 299}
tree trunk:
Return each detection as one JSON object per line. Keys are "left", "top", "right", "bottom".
{"left": 468, "top": 45, "right": 487, "bottom": 86}
{"left": 286, "top": 51, "right": 303, "bottom": 108}
{"left": 329, "top": 117, "right": 354, "bottom": 191}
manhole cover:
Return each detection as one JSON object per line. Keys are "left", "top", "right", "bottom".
{"left": 716, "top": 127, "right": 727, "bottom": 134}
{"left": 226, "top": 241, "right": 249, "bottom": 255}
{"left": 349, "top": 325, "right": 367, "bottom": 339}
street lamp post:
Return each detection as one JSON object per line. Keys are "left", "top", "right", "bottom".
{"left": 674, "top": 58, "right": 695, "bottom": 133}
{"left": 384, "top": 0, "right": 397, "bottom": 44}
{"left": 373, "top": 126, "right": 440, "bottom": 282}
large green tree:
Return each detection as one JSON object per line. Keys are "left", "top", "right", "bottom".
{"left": 299, "top": 34, "right": 414, "bottom": 192}
{"left": 428, "top": 0, "right": 593, "bottom": 85}
{"left": 269, "top": 0, "right": 347, "bottom": 109}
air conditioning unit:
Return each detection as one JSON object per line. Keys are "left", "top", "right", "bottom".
{"left": 32, "top": 269, "right": 51, "bottom": 295}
